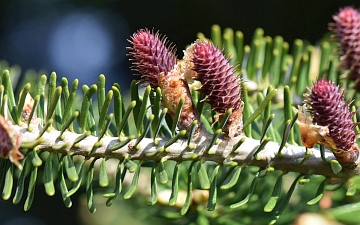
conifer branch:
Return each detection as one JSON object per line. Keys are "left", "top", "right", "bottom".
{"left": 17, "top": 123, "right": 360, "bottom": 178}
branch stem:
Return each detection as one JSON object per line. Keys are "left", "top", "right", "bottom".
{"left": 17, "top": 124, "right": 360, "bottom": 178}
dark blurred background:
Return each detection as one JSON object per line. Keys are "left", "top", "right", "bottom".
{"left": 0, "top": 0, "right": 359, "bottom": 224}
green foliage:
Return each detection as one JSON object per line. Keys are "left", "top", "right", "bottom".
{"left": 0, "top": 24, "right": 359, "bottom": 225}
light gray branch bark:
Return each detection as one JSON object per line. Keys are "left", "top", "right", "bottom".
{"left": 17, "top": 123, "right": 360, "bottom": 178}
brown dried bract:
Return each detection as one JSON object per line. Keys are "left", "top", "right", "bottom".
{"left": 296, "top": 105, "right": 359, "bottom": 166}
{"left": 0, "top": 115, "right": 23, "bottom": 169}
{"left": 296, "top": 105, "right": 329, "bottom": 148}
{"left": 222, "top": 106, "right": 243, "bottom": 139}
{"left": 19, "top": 91, "right": 37, "bottom": 123}
{"left": 158, "top": 65, "right": 201, "bottom": 135}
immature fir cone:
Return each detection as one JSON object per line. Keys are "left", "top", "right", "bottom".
{"left": 184, "top": 40, "right": 243, "bottom": 138}
{"left": 127, "top": 29, "right": 177, "bottom": 88}
{"left": 331, "top": 7, "right": 360, "bottom": 91}
{"left": 127, "top": 29, "right": 201, "bottom": 134}
{"left": 304, "top": 79, "right": 359, "bottom": 165}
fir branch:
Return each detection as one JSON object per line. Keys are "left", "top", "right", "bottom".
{"left": 18, "top": 123, "right": 360, "bottom": 178}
